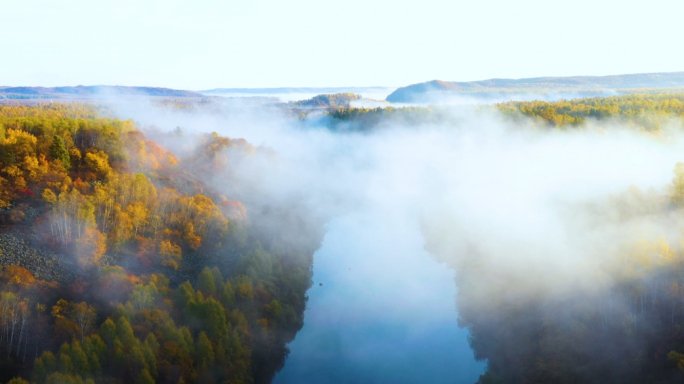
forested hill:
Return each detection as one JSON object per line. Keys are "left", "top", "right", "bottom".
{"left": 0, "top": 102, "right": 322, "bottom": 384}
{"left": 385, "top": 72, "right": 684, "bottom": 102}
{"left": 290, "top": 93, "right": 362, "bottom": 108}
{"left": 0, "top": 86, "right": 204, "bottom": 99}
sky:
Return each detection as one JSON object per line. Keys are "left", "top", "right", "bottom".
{"left": 1, "top": 0, "right": 683, "bottom": 90}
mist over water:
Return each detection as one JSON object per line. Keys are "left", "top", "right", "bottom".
{"left": 106, "top": 98, "right": 684, "bottom": 383}
{"left": 272, "top": 208, "right": 485, "bottom": 384}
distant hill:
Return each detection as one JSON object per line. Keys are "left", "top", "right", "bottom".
{"left": 0, "top": 85, "right": 204, "bottom": 99}
{"left": 386, "top": 72, "right": 684, "bottom": 103}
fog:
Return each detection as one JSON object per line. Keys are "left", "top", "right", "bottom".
{"left": 385, "top": 90, "right": 627, "bottom": 107}
{"left": 105, "top": 98, "right": 684, "bottom": 382}
{"left": 199, "top": 87, "right": 396, "bottom": 103}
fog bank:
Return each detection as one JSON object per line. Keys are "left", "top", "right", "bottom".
{"left": 107, "top": 99, "right": 684, "bottom": 381}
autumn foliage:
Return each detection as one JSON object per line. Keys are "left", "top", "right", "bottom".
{"left": 0, "top": 103, "right": 317, "bottom": 384}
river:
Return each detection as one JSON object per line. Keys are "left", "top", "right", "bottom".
{"left": 273, "top": 209, "right": 486, "bottom": 384}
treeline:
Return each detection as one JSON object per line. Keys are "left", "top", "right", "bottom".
{"left": 496, "top": 93, "right": 684, "bottom": 130}
{"left": 0, "top": 103, "right": 105, "bottom": 120}
{"left": 0, "top": 103, "right": 319, "bottom": 384}
{"left": 322, "top": 92, "right": 684, "bottom": 132}
{"left": 326, "top": 106, "right": 450, "bottom": 131}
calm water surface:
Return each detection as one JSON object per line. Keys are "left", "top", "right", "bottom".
{"left": 273, "top": 210, "right": 486, "bottom": 384}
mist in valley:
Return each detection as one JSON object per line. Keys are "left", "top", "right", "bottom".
{"left": 100, "top": 97, "right": 684, "bottom": 383}
{"left": 4, "top": 1, "right": 684, "bottom": 383}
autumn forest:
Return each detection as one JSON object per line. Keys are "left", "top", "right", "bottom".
{"left": 0, "top": 103, "right": 321, "bottom": 384}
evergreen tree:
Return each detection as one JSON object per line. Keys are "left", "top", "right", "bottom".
{"left": 49, "top": 136, "right": 71, "bottom": 169}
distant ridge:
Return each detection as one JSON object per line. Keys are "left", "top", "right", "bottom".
{"left": 386, "top": 72, "right": 684, "bottom": 103}
{"left": 0, "top": 85, "right": 204, "bottom": 98}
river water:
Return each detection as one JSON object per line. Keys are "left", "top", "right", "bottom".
{"left": 273, "top": 209, "right": 486, "bottom": 384}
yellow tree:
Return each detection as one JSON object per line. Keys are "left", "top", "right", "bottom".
{"left": 84, "top": 150, "right": 112, "bottom": 180}
{"left": 159, "top": 241, "right": 182, "bottom": 270}
{"left": 125, "top": 201, "right": 150, "bottom": 238}
{"left": 75, "top": 227, "right": 106, "bottom": 267}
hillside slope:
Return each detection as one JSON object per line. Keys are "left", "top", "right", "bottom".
{"left": 0, "top": 102, "right": 321, "bottom": 384}
{"left": 386, "top": 72, "right": 684, "bottom": 102}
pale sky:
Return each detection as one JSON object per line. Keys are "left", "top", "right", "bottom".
{"left": 1, "top": 0, "right": 682, "bottom": 90}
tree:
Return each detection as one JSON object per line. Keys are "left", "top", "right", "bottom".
{"left": 42, "top": 188, "right": 57, "bottom": 204}
{"left": 1, "top": 291, "right": 21, "bottom": 356}
{"left": 183, "top": 223, "right": 202, "bottom": 250}
{"left": 49, "top": 136, "right": 71, "bottom": 169}
{"left": 1, "top": 129, "right": 37, "bottom": 166}
{"left": 159, "top": 241, "right": 182, "bottom": 270}
{"left": 115, "top": 317, "right": 136, "bottom": 347}
{"left": 32, "top": 351, "right": 57, "bottom": 383}
{"left": 75, "top": 227, "right": 106, "bottom": 267}
{"left": 196, "top": 332, "right": 214, "bottom": 367}
{"left": 136, "top": 369, "right": 154, "bottom": 384}
{"left": 130, "top": 283, "right": 158, "bottom": 311}
{"left": 84, "top": 151, "right": 112, "bottom": 179}
{"left": 126, "top": 201, "right": 149, "bottom": 238}
{"left": 197, "top": 268, "right": 216, "bottom": 297}
{"left": 673, "top": 162, "right": 684, "bottom": 205}
{"left": 51, "top": 300, "right": 96, "bottom": 342}
{"left": 72, "top": 303, "right": 96, "bottom": 342}
{"left": 99, "top": 318, "right": 116, "bottom": 352}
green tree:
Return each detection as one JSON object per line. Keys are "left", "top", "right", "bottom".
{"left": 99, "top": 318, "right": 116, "bottom": 352}
{"left": 136, "top": 369, "right": 154, "bottom": 384}
{"left": 197, "top": 267, "right": 216, "bottom": 296}
{"left": 49, "top": 135, "right": 71, "bottom": 169}
{"left": 196, "top": 332, "right": 215, "bottom": 367}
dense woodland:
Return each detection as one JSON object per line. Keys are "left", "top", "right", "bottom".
{"left": 497, "top": 93, "right": 684, "bottom": 130}
{"left": 0, "top": 103, "right": 321, "bottom": 384}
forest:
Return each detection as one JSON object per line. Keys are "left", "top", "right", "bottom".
{"left": 0, "top": 103, "right": 322, "bottom": 384}
{"left": 496, "top": 92, "right": 684, "bottom": 130}
{"left": 325, "top": 92, "right": 684, "bottom": 132}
